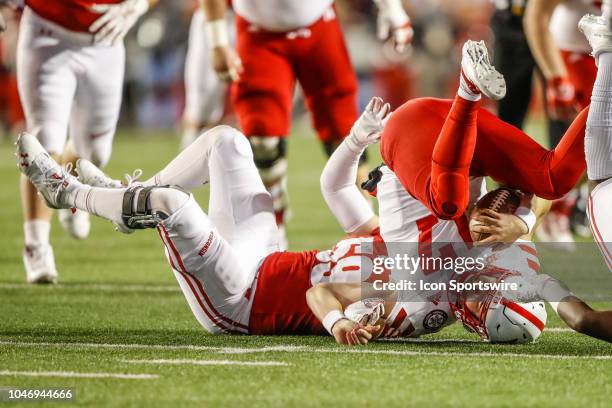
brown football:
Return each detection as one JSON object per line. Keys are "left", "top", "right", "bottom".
{"left": 472, "top": 187, "right": 521, "bottom": 241}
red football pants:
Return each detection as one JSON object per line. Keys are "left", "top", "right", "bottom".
{"left": 561, "top": 50, "right": 597, "bottom": 110}
{"left": 380, "top": 97, "right": 588, "bottom": 219}
{"left": 232, "top": 12, "right": 358, "bottom": 143}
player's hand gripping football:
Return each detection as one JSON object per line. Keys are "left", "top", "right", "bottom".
{"left": 546, "top": 76, "right": 578, "bottom": 121}
{"left": 331, "top": 319, "right": 380, "bottom": 346}
{"left": 374, "top": 0, "right": 413, "bottom": 53}
{"left": 89, "top": 0, "right": 150, "bottom": 46}
{"left": 212, "top": 46, "right": 244, "bottom": 82}
{"left": 346, "top": 97, "right": 391, "bottom": 152}
{"left": 471, "top": 209, "right": 529, "bottom": 245}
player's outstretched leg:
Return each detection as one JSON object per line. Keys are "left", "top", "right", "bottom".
{"left": 17, "top": 132, "right": 254, "bottom": 332}
{"left": 429, "top": 40, "right": 506, "bottom": 219}
{"left": 78, "top": 126, "right": 279, "bottom": 258}
{"left": 579, "top": 14, "right": 612, "bottom": 270}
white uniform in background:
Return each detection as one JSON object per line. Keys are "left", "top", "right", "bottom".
{"left": 550, "top": 0, "right": 598, "bottom": 53}
{"left": 181, "top": 9, "right": 228, "bottom": 149}
{"left": 17, "top": 6, "right": 124, "bottom": 166}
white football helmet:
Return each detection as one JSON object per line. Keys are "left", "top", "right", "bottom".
{"left": 484, "top": 299, "right": 547, "bottom": 343}
{"left": 449, "top": 267, "right": 547, "bottom": 344}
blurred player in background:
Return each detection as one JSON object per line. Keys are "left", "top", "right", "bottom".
{"left": 524, "top": 0, "right": 598, "bottom": 249}
{"left": 0, "top": 2, "right": 24, "bottom": 137}
{"left": 200, "top": 0, "right": 413, "bottom": 248}
{"left": 17, "top": 0, "right": 157, "bottom": 284}
{"left": 491, "top": 0, "right": 535, "bottom": 130}
{"left": 180, "top": 1, "right": 231, "bottom": 150}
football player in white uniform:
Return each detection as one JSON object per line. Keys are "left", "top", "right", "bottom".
{"left": 180, "top": 6, "right": 231, "bottom": 150}
{"left": 17, "top": 0, "right": 156, "bottom": 284}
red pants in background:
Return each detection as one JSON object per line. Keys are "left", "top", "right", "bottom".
{"left": 561, "top": 50, "right": 597, "bottom": 110}
{"left": 380, "top": 97, "right": 588, "bottom": 219}
{"left": 232, "top": 10, "right": 358, "bottom": 143}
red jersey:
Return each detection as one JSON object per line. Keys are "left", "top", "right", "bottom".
{"left": 26, "top": 0, "right": 121, "bottom": 33}
{"left": 249, "top": 232, "right": 387, "bottom": 335}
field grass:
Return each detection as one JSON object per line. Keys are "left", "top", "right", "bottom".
{"left": 1, "top": 126, "right": 612, "bottom": 407}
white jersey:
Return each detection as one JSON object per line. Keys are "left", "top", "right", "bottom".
{"left": 550, "top": 0, "right": 600, "bottom": 53}
{"left": 233, "top": 0, "right": 334, "bottom": 31}
{"left": 377, "top": 166, "right": 486, "bottom": 245}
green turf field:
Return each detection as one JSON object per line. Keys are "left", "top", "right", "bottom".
{"left": 1, "top": 126, "right": 612, "bottom": 407}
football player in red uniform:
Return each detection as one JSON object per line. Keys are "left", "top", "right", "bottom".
{"left": 200, "top": 0, "right": 413, "bottom": 248}
{"left": 379, "top": 40, "right": 587, "bottom": 226}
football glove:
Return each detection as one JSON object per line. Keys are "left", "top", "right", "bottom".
{"left": 374, "top": 0, "right": 413, "bottom": 53}
{"left": 344, "top": 298, "right": 385, "bottom": 326}
{"left": 346, "top": 96, "right": 391, "bottom": 152}
{"left": 546, "top": 76, "right": 577, "bottom": 120}
{"left": 89, "top": 0, "right": 149, "bottom": 46}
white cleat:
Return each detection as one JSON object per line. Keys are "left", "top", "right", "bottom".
{"left": 76, "top": 159, "right": 142, "bottom": 234}
{"left": 16, "top": 132, "right": 77, "bottom": 210}
{"left": 461, "top": 40, "right": 506, "bottom": 100}
{"left": 579, "top": 14, "right": 612, "bottom": 62}
{"left": 23, "top": 244, "right": 58, "bottom": 284}
{"left": 76, "top": 159, "right": 123, "bottom": 189}
{"left": 58, "top": 208, "right": 91, "bottom": 240}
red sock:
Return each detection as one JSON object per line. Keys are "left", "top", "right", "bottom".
{"left": 429, "top": 96, "right": 480, "bottom": 218}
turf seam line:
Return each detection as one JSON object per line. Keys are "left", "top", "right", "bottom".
{"left": 1, "top": 341, "right": 610, "bottom": 360}
{"left": 0, "top": 370, "right": 159, "bottom": 379}
{"left": 121, "top": 359, "right": 290, "bottom": 366}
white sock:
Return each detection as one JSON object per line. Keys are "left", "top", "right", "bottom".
{"left": 23, "top": 220, "right": 51, "bottom": 247}
{"left": 586, "top": 52, "right": 612, "bottom": 180}
{"left": 458, "top": 71, "right": 481, "bottom": 102}
{"left": 65, "top": 182, "right": 124, "bottom": 226}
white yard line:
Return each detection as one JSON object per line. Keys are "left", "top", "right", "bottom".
{"left": 545, "top": 327, "right": 575, "bottom": 333}
{"left": 0, "top": 370, "right": 158, "bottom": 379}
{"left": 0, "top": 340, "right": 219, "bottom": 352}
{"left": 122, "top": 359, "right": 289, "bottom": 367}
{"left": 0, "top": 283, "right": 179, "bottom": 293}
{"left": 2, "top": 340, "right": 611, "bottom": 360}
{"left": 217, "top": 346, "right": 307, "bottom": 354}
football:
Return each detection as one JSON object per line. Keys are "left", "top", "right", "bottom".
{"left": 471, "top": 187, "right": 522, "bottom": 241}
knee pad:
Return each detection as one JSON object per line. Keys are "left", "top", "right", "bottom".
{"left": 122, "top": 186, "right": 188, "bottom": 229}
{"left": 431, "top": 172, "right": 468, "bottom": 219}
{"left": 249, "top": 136, "right": 287, "bottom": 184}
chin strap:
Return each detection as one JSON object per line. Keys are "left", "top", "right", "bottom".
{"left": 121, "top": 186, "right": 169, "bottom": 229}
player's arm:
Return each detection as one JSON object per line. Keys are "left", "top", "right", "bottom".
{"left": 320, "top": 97, "right": 391, "bottom": 236}
{"left": 306, "top": 282, "right": 395, "bottom": 345}
{"left": 373, "top": 0, "right": 413, "bottom": 53}
{"left": 201, "top": 0, "right": 243, "bottom": 82}
{"left": 524, "top": 0, "right": 576, "bottom": 120}
{"left": 532, "top": 275, "right": 612, "bottom": 343}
